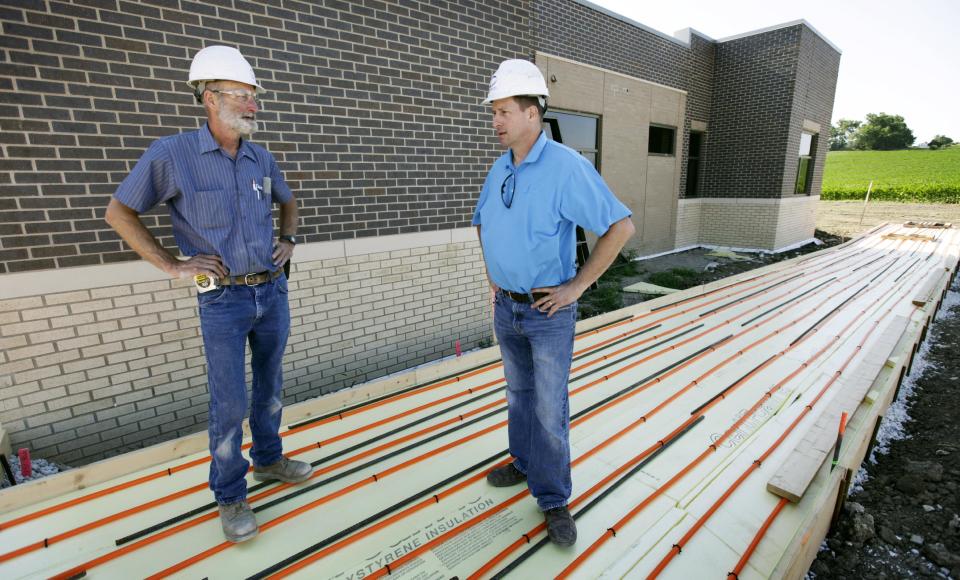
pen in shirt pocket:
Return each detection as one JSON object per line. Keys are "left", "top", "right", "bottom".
{"left": 251, "top": 178, "right": 263, "bottom": 200}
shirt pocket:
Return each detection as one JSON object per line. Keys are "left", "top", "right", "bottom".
{"left": 189, "top": 188, "right": 233, "bottom": 228}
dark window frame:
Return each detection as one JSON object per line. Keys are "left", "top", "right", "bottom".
{"left": 685, "top": 130, "right": 704, "bottom": 197}
{"left": 648, "top": 124, "right": 676, "bottom": 156}
{"left": 795, "top": 132, "right": 817, "bottom": 195}
{"left": 543, "top": 109, "right": 602, "bottom": 171}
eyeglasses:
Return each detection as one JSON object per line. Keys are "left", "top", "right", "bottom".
{"left": 500, "top": 170, "right": 516, "bottom": 208}
{"left": 209, "top": 89, "right": 260, "bottom": 105}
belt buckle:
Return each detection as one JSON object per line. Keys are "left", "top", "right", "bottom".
{"left": 244, "top": 273, "right": 257, "bottom": 286}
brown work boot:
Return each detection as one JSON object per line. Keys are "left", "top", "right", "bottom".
{"left": 544, "top": 506, "right": 577, "bottom": 546}
{"left": 218, "top": 500, "right": 258, "bottom": 543}
{"left": 253, "top": 456, "right": 313, "bottom": 483}
{"left": 486, "top": 463, "right": 527, "bottom": 487}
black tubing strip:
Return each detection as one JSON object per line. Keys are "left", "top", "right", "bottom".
{"left": 698, "top": 274, "right": 803, "bottom": 318}
{"left": 303, "top": 388, "right": 506, "bottom": 470}
{"left": 689, "top": 355, "right": 777, "bottom": 416}
{"left": 116, "top": 406, "right": 507, "bottom": 546}
{"left": 740, "top": 278, "right": 836, "bottom": 327}
{"left": 851, "top": 255, "right": 887, "bottom": 272}
{"left": 571, "top": 336, "right": 732, "bottom": 423}
{"left": 894, "top": 258, "right": 922, "bottom": 282}
{"left": 287, "top": 315, "right": 634, "bottom": 431}
{"left": 571, "top": 323, "right": 661, "bottom": 363}
{"left": 869, "top": 257, "right": 902, "bottom": 283}
{"left": 287, "top": 359, "right": 504, "bottom": 430}
{"left": 118, "top": 318, "right": 699, "bottom": 546}
{"left": 0, "top": 454, "right": 16, "bottom": 488}
{"left": 251, "top": 407, "right": 506, "bottom": 515}
{"left": 490, "top": 416, "right": 705, "bottom": 579}
{"left": 570, "top": 324, "right": 705, "bottom": 385}
{"left": 246, "top": 451, "right": 509, "bottom": 580}
{"left": 649, "top": 273, "right": 765, "bottom": 313}
{"left": 788, "top": 286, "right": 867, "bottom": 347}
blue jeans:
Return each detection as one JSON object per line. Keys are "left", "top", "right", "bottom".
{"left": 494, "top": 290, "right": 577, "bottom": 511}
{"left": 197, "top": 275, "right": 290, "bottom": 504}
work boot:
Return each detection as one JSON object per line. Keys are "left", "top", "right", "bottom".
{"left": 253, "top": 456, "right": 314, "bottom": 483}
{"left": 486, "top": 463, "right": 527, "bottom": 487}
{"left": 544, "top": 506, "right": 577, "bottom": 547}
{"left": 219, "top": 500, "right": 258, "bottom": 543}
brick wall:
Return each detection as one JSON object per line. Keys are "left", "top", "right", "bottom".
{"left": 674, "top": 198, "right": 702, "bottom": 248}
{"left": 700, "top": 25, "right": 802, "bottom": 199}
{"left": 782, "top": 27, "right": 841, "bottom": 197}
{"left": 533, "top": 3, "right": 840, "bottom": 204}
{"left": 0, "top": 230, "right": 489, "bottom": 464}
{"left": 533, "top": 0, "right": 715, "bottom": 199}
{"left": 0, "top": 0, "right": 528, "bottom": 274}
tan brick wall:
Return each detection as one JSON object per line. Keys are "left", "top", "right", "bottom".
{"left": 674, "top": 196, "right": 818, "bottom": 251}
{"left": 774, "top": 195, "right": 819, "bottom": 249}
{"left": 0, "top": 231, "right": 489, "bottom": 465}
{"left": 674, "top": 198, "right": 702, "bottom": 248}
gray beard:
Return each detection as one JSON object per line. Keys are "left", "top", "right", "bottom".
{"left": 219, "top": 109, "right": 257, "bottom": 138}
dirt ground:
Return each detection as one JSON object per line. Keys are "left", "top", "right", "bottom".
{"left": 816, "top": 200, "right": 960, "bottom": 240}
{"left": 810, "top": 202, "right": 960, "bottom": 580}
{"left": 581, "top": 201, "right": 960, "bottom": 579}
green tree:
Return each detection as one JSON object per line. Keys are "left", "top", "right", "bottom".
{"left": 830, "top": 119, "right": 861, "bottom": 150}
{"left": 853, "top": 113, "right": 915, "bottom": 150}
{"left": 928, "top": 135, "right": 954, "bottom": 150}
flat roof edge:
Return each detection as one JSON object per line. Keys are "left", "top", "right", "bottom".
{"left": 569, "top": 0, "right": 693, "bottom": 47}
{"left": 567, "top": 3, "right": 842, "bottom": 55}
{"left": 716, "top": 19, "right": 843, "bottom": 54}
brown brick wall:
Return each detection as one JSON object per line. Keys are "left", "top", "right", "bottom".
{"left": 0, "top": 0, "right": 529, "bottom": 274}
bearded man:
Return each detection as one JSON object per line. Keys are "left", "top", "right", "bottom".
{"left": 105, "top": 45, "right": 311, "bottom": 543}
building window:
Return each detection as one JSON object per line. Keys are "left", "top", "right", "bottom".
{"left": 543, "top": 110, "right": 600, "bottom": 169}
{"left": 649, "top": 125, "right": 675, "bottom": 156}
{"left": 795, "top": 132, "right": 816, "bottom": 194}
{"left": 685, "top": 131, "right": 704, "bottom": 197}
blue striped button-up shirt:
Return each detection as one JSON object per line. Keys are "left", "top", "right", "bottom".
{"left": 113, "top": 124, "right": 293, "bottom": 275}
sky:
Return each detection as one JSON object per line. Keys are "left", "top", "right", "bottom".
{"left": 590, "top": 0, "right": 959, "bottom": 144}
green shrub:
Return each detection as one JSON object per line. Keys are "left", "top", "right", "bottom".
{"left": 647, "top": 268, "right": 700, "bottom": 289}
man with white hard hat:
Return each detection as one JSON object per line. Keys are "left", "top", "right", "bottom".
{"left": 474, "top": 59, "right": 635, "bottom": 546}
{"left": 106, "top": 45, "right": 311, "bottom": 543}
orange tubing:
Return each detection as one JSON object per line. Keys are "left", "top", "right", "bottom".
{"left": 559, "top": 252, "right": 925, "bottom": 579}
{"left": 727, "top": 498, "right": 789, "bottom": 579}
{"left": 3, "top": 238, "right": 859, "bottom": 535}
{"left": 264, "top": 460, "right": 512, "bottom": 580}
{"left": 51, "top": 417, "right": 510, "bottom": 580}
{"left": 644, "top": 257, "right": 925, "bottom": 577}
{"left": 30, "top": 237, "right": 894, "bottom": 577}
{"left": 268, "top": 247, "right": 887, "bottom": 578}
{"left": 255, "top": 245, "right": 902, "bottom": 579}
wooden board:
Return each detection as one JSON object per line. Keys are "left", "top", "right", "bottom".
{"left": 766, "top": 315, "right": 910, "bottom": 502}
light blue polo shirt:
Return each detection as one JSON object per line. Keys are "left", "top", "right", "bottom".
{"left": 113, "top": 124, "right": 293, "bottom": 275}
{"left": 472, "top": 131, "right": 632, "bottom": 293}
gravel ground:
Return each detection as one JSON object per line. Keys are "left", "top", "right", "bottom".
{"left": 0, "top": 455, "right": 67, "bottom": 488}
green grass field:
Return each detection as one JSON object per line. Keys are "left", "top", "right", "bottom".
{"left": 822, "top": 147, "right": 960, "bottom": 203}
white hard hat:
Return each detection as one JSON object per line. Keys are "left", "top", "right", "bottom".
{"left": 482, "top": 59, "right": 549, "bottom": 105}
{"left": 187, "top": 45, "right": 263, "bottom": 101}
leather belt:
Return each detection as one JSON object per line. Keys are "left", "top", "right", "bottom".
{"left": 502, "top": 290, "right": 550, "bottom": 303}
{"left": 219, "top": 269, "right": 283, "bottom": 286}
